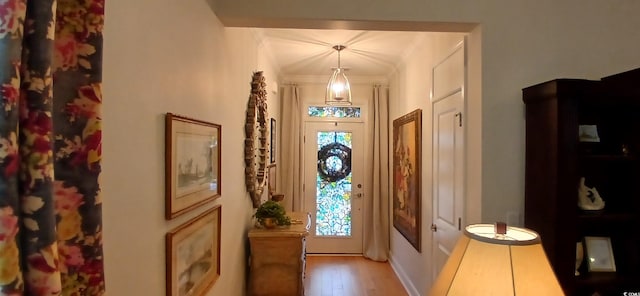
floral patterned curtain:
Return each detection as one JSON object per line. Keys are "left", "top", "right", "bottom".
{"left": 0, "top": 0, "right": 105, "bottom": 295}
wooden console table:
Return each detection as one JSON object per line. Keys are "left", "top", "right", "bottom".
{"left": 248, "top": 212, "right": 310, "bottom": 296}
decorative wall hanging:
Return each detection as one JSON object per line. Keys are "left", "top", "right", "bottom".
{"left": 165, "top": 113, "right": 222, "bottom": 219}
{"left": 245, "top": 71, "right": 269, "bottom": 208}
{"left": 317, "top": 142, "right": 352, "bottom": 182}
{"left": 166, "top": 205, "right": 221, "bottom": 296}
{"left": 392, "top": 109, "right": 422, "bottom": 252}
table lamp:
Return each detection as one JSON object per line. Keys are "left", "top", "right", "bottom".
{"left": 429, "top": 223, "right": 564, "bottom": 296}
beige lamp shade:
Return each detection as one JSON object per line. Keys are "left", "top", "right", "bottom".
{"left": 429, "top": 224, "right": 565, "bottom": 296}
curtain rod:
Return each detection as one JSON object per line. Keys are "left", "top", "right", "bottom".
{"left": 281, "top": 82, "right": 388, "bottom": 88}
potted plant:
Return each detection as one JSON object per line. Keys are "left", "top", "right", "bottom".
{"left": 254, "top": 200, "right": 291, "bottom": 228}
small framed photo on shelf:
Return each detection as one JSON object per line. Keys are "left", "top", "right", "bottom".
{"left": 578, "top": 125, "right": 600, "bottom": 142}
{"left": 584, "top": 236, "right": 616, "bottom": 272}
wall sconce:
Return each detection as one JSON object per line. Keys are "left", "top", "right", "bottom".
{"left": 325, "top": 45, "right": 352, "bottom": 105}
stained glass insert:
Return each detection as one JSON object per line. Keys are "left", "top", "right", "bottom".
{"left": 308, "top": 106, "right": 361, "bottom": 118}
{"left": 315, "top": 131, "right": 352, "bottom": 236}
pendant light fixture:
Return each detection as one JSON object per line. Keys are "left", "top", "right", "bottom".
{"left": 325, "top": 45, "right": 352, "bottom": 105}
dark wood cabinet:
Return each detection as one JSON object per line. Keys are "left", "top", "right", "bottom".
{"left": 523, "top": 68, "right": 640, "bottom": 296}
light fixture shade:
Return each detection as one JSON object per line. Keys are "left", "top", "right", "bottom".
{"left": 326, "top": 68, "right": 352, "bottom": 105}
{"left": 429, "top": 224, "right": 564, "bottom": 296}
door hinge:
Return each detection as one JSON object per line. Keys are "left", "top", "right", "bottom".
{"left": 458, "top": 217, "right": 461, "bottom": 230}
{"left": 455, "top": 112, "right": 463, "bottom": 127}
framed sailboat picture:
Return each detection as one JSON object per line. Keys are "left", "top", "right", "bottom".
{"left": 166, "top": 113, "right": 222, "bottom": 219}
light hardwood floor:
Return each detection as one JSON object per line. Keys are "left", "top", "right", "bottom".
{"left": 304, "top": 255, "right": 409, "bottom": 296}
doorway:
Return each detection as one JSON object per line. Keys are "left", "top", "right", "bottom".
{"left": 431, "top": 41, "right": 466, "bottom": 280}
{"left": 235, "top": 21, "right": 481, "bottom": 295}
{"left": 303, "top": 121, "right": 364, "bottom": 253}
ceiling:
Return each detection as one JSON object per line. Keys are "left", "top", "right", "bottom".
{"left": 255, "top": 28, "right": 429, "bottom": 78}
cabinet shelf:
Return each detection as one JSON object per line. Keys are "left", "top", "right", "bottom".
{"left": 577, "top": 212, "right": 637, "bottom": 236}
{"left": 579, "top": 154, "right": 639, "bottom": 162}
{"left": 577, "top": 210, "right": 637, "bottom": 223}
{"left": 575, "top": 272, "right": 640, "bottom": 295}
{"left": 576, "top": 272, "right": 625, "bottom": 286}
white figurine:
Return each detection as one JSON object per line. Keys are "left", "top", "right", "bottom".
{"left": 578, "top": 177, "right": 605, "bottom": 211}
{"left": 575, "top": 242, "right": 584, "bottom": 276}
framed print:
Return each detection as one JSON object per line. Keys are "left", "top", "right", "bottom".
{"left": 392, "top": 109, "right": 422, "bottom": 252}
{"left": 270, "top": 118, "right": 276, "bottom": 164}
{"left": 584, "top": 236, "right": 616, "bottom": 272}
{"left": 166, "top": 113, "right": 222, "bottom": 219}
{"left": 268, "top": 164, "right": 276, "bottom": 195}
{"left": 166, "top": 205, "right": 221, "bottom": 296}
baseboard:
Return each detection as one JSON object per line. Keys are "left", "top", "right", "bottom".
{"left": 389, "top": 256, "right": 420, "bottom": 296}
{"left": 306, "top": 253, "right": 363, "bottom": 257}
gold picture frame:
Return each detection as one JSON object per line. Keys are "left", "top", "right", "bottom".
{"left": 584, "top": 236, "right": 616, "bottom": 272}
{"left": 392, "top": 109, "right": 422, "bottom": 252}
{"left": 270, "top": 118, "right": 276, "bottom": 164}
{"left": 165, "top": 113, "right": 222, "bottom": 219}
{"left": 166, "top": 205, "right": 222, "bottom": 296}
{"left": 268, "top": 164, "right": 277, "bottom": 195}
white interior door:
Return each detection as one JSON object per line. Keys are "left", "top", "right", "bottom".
{"left": 303, "top": 121, "right": 364, "bottom": 254}
{"left": 431, "top": 41, "right": 466, "bottom": 281}
{"left": 431, "top": 91, "right": 464, "bottom": 277}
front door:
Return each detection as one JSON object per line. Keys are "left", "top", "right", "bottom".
{"left": 303, "top": 121, "right": 364, "bottom": 254}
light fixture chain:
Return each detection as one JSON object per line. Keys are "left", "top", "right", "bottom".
{"left": 333, "top": 44, "right": 346, "bottom": 69}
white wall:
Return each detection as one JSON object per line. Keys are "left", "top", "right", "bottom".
{"left": 386, "top": 33, "right": 465, "bottom": 296}
{"left": 387, "top": 35, "right": 434, "bottom": 296}
{"left": 254, "top": 30, "right": 282, "bottom": 204}
{"left": 102, "top": 2, "right": 278, "bottom": 295}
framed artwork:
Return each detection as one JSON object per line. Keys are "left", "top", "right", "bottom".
{"left": 166, "top": 113, "right": 222, "bottom": 219}
{"left": 392, "top": 109, "right": 422, "bottom": 252}
{"left": 268, "top": 164, "right": 277, "bottom": 195}
{"left": 584, "top": 236, "right": 616, "bottom": 272}
{"left": 270, "top": 118, "right": 276, "bottom": 164}
{"left": 166, "top": 205, "right": 221, "bottom": 296}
